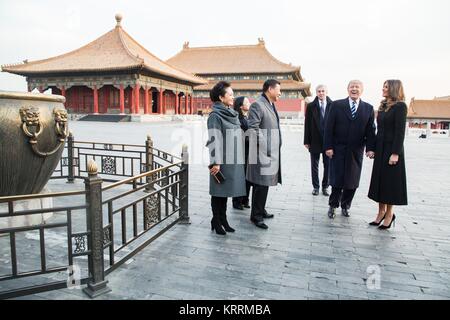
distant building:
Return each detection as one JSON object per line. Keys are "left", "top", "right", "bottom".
{"left": 434, "top": 95, "right": 450, "bottom": 100}
{"left": 1, "top": 14, "right": 206, "bottom": 115}
{"left": 167, "top": 39, "right": 311, "bottom": 116}
{"left": 408, "top": 97, "right": 450, "bottom": 130}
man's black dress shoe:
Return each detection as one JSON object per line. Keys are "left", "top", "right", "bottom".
{"left": 262, "top": 210, "right": 274, "bottom": 219}
{"left": 251, "top": 218, "right": 268, "bottom": 229}
{"left": 312, "top": 189, "right": 319, "bottom": 196}
{"left": 233, "top": 204, "right": 244, "bottom": 210}
{"left": 341, "top": 208, "right": 350, "bottom": 217}
{"left": 242, "top": 203, "right": 250, "bottom": 209}
{"left": 327, "top": 207, "right": 336, "bottom": 219}
{"left": 322, "top": 188, "right": 329, "bottom": 196}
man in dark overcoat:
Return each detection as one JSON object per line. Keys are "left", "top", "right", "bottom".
{"left": 323, "top": 80, "right": 376, "bottom": 218}
{"left": 304, "top": 84, "right": 333, "bottom": 196}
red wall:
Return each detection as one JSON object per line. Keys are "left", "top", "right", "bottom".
{"left": 193, "top": 97, "right": 304, "bottom": 113}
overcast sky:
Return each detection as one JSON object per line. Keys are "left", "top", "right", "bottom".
{"left": 1, "top": 0, "right": 449, "bottom": 105}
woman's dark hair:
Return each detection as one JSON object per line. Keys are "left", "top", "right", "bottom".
{"left": 210, "top": 81, "right": 231, "bottom": 102}
{"left": 379, "top": 79, "right": 405, "bottom": 112}
{"left": 233, "top": 96, "right": 247, "bottom": 117}
{"left": 263, "top": 79, "right": 280, "bottom": 93}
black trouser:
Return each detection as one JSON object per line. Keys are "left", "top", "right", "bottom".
{"left": 211, "top": 196, "right": 227, "bottom": 217}
{"left": 232, "top": 180, "right": 252, "bottom": 207}
{"left": 310, "top": 152, "right": 330, "bottom": 190}
{"left": 329, "top": 187, "right": 356, "bottom": 209}
{"left": 250, "top": 183, "right": 269, "bottom": 222}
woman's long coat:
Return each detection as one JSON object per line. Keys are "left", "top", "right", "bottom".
{"left": 206, "top": 103, "right": 246, "bottom": 198}
{"left": 368, "top": 102, "right": 408, "bottom": 205}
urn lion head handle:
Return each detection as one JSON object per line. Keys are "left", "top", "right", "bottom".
{"left": 19, "top": 106, "right": 68, "bottom": 157}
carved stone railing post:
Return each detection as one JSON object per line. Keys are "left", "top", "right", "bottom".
{"left": 83, "top": 160, "right": 111, "bottom": 298}
{"left": 179, "top": 144, "right": 190, "bottom": 224}
{"left": 145, "top": 134, "right": 153, "bottom": 192}
{"left": 67, "top": 131, "right": 74, "bottom": 183}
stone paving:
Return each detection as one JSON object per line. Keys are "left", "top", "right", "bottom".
{"left": 4, "top": 119, "right": 450, "bottom": 300}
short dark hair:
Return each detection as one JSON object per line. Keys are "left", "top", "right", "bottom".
{"left": 210, "top": 81, "right": 231, "bottom": 102}
{"left": 263, "top": 79, "right": 280, "bottom": 93}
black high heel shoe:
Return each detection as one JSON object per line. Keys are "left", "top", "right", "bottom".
{"left": 211, "top": 218, "right": 226, "bottom": 235}
{"left": 369, "top": 213, "right": 386, "bottom": 226}
{"left": 378, "top": 214, "right": 396, "bottom": 230}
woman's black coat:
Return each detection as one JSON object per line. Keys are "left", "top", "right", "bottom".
{"left": 368, "top": 102, "right": 408, "bottom": 205}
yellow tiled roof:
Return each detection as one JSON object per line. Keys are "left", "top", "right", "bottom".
{"left": 1, "top": 15, "right": 206, "bottom": 85}
{"left": 167, "top": 39, "right": 301, "bottom": 76}
{"left": 408, "top": 98, "right": 450, "bottom": 119}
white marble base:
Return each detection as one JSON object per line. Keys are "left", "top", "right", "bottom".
{"left": 0, "top": 187, "right": 53, "bottom": 232}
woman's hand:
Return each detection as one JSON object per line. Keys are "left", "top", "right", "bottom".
{"left": 389, "top": 154, "right": 399, "bottom": 165}
{"left": 210, "top": 165, "right": 220, "bottom": 175}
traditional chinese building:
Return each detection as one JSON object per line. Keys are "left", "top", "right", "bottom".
{"left": 1, "top": 14, "right": 206, "bottom": 115}
{"left": 408, "top": 97, "right": 450, "bottom": 130}
{"left": 166, "top": 39, "right": 311, "bottom": 116}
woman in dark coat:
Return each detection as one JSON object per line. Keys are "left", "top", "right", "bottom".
{"left": 206, "top": 81, "right": 246, "bottom": 235}
{"left": 232, "top": 96, "right": 252, "bottom": 210}
{"left": 368, "top": 80, "right": 408, "bottom": 229}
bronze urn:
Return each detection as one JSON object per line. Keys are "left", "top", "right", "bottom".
{"left": 0, "top": 91, "right": 68, "bottom": 196}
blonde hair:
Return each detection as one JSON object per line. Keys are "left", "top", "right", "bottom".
{"left": 348, "top": 80, "right": 364, "bottom": 89}
{"left": 379, "top": 80, "right": 405, "bottom": 112}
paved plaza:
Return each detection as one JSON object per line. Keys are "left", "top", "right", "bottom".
{"left": 7, "top": 119, "right": 450, "bottom": 300}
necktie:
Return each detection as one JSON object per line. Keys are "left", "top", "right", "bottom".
{"left": 351, "top": 101, "right": 357, "bottom": 118}
{"left": 320, "top": 101, "right": 325, "bottom": 118}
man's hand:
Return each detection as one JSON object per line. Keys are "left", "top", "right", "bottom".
{"left": 210, "top": 165, "right": 220, "bottom": 175}
{"left": 325, "top": 149, "right": 334, "bottom": 158}
{"left": 366, "top": 151, "right": 375, "bottom": 159}
{"left": 304, "top": 144, "right": 310, "bottom": 150}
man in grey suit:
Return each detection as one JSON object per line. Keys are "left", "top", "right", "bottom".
{"left": 246, "top": 79, "right": 282, "bottom": 229}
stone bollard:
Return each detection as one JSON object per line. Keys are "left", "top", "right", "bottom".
{"left": 145, "top": 134, "right": 154, "bottom": 192}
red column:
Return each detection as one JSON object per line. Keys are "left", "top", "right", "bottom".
{"left": 159, "top": 89, "right": 164, "bottom": 114}
{"left": 190, "top": 95, "right": 194, "bottom": 114}
{"left": 149, "top": 91, "right": 153, "bottom": 114}
{"left": 60, "top": 86, "right": 66, "bottom": 107}
{"left": 131, "top": 86, "right": 135, "bottom": 114}
{"left": 119, "top": 85, "right": 125, "bottom": 114}
{"left": 164, "top": 93, "right": 167, "bottom": 114}
{"left": 185, "top": 94, "right": 188, "bottom": 115}
{"left": 103, "top": 86, "right": 109, "bottom": 114}
{"left": 134, "top": 84, "right": 140, "bottom": 114}
{"left": 93, "top": 86, "right": 99, "bottom": 114}
{"left": 175, "top": 92, "right": 179, "bottom": 114}
{"left": 144, "top": 88, "right": 149, "bottom": 114}
{"left": 75, "top": 87, "right": 80, "bottom": 113}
